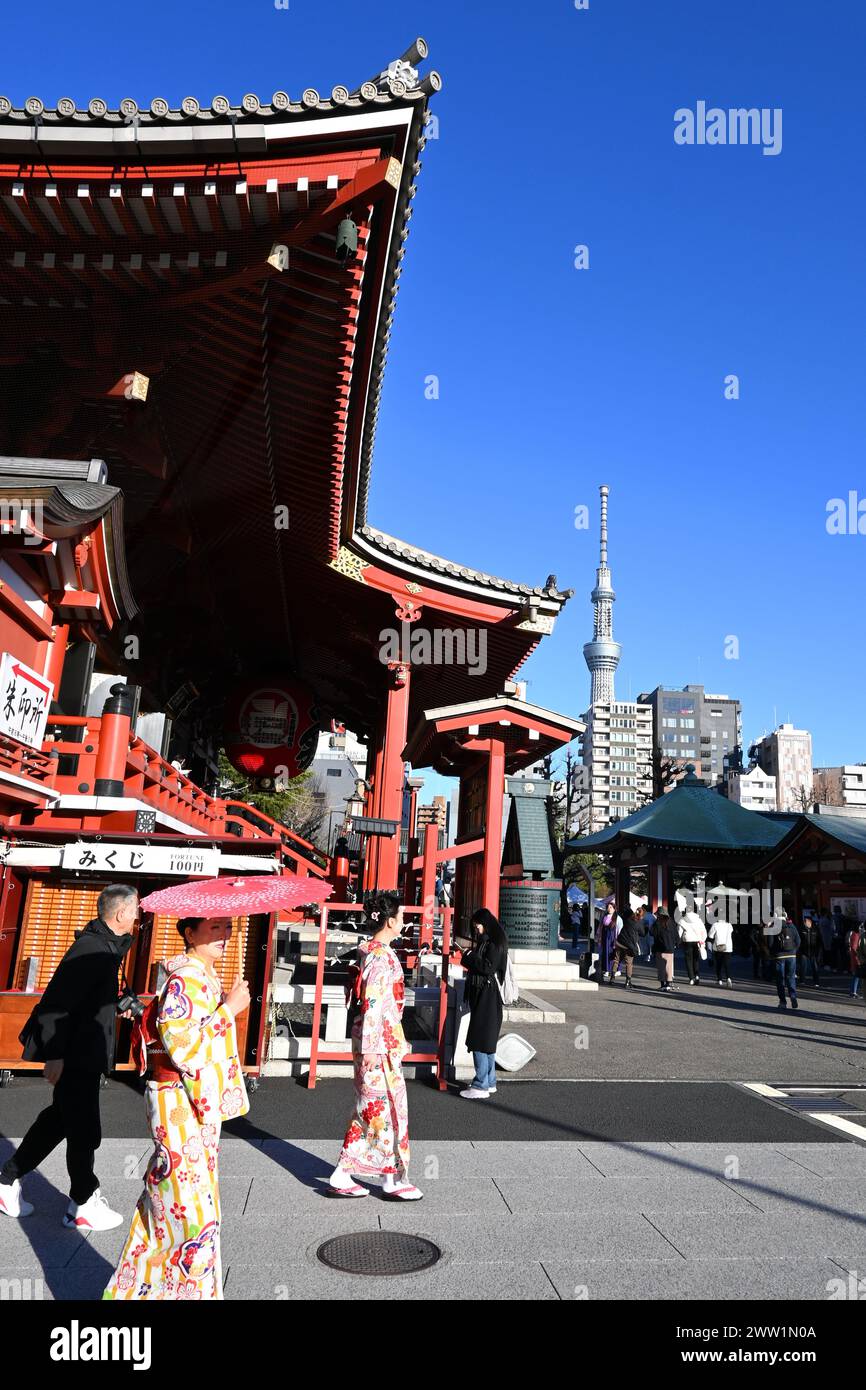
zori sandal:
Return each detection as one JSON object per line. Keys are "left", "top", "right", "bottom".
{"left": 327, "top": 1182, "right": 369, "bottom": 1198}
{"left": 382, "top": 1184, "right": 424, "bottom": 1201}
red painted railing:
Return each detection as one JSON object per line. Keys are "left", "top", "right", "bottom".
{"left": 0, "top": 734, "right": 57, "bottom": 791}
{"left": 42, "top": 716, "right": 329, "bottom": 874}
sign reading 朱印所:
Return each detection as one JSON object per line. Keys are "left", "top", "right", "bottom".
{"left": 0, "top": 652, "right": 54, "bottom": 750}
{"left": 60, "top": 843, "right": 221, "bottom": 877}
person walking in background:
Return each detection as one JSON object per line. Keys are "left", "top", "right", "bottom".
{"left": 637, "top": 903, "right": 656, "bottom": 964}
{"left": 832, "top": 907, "right": 848, "bottom": 972}
{"left": 104, "top": 915, "right": 250, "bottom": 1300}
{"left": 769, "top": 913, "right": 800, "bottom": 1011}
{"left": 798, "top": 914, "right": 822, "bottom": 988}
{"left": 460, "top": 907, "right": 509, "bottom": 1099}
{"left": 599, "top": 900, "right": 621, "bottom": 982}
{"left": 653, "top": 906, "right": 678, "bottom": 992}
{"left": 571, "top": 898, "right": 585, "bottom": 952}
{"left": 679, "top": 907, "right": 707, "bottom": 985}
{"left": 609, "top": 908, "right": 642, "bottom": 990}
{"left": 708, "top": 914, "right": 734, "bottom": 988}
{"left": 818, "top": 912, "right": 835, "bottom": 972}
{"left": 331, "top": 891, "right": 421, "bottom": 1200}
{"left": 749, "top": 922, "right": 764, "bottom": 980}
{"left": 848, "top": 920, "right": 864, "bottom": 998}
{"left": 0, "top": 884, "right": 139, "bottom": 1229}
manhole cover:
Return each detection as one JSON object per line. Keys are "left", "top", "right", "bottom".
{"left": 317, "top": 1230, "right": 441, "bottom": 1276}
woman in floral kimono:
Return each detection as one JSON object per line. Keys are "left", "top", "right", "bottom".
{"left": 329, "top": 891, "right": 422, "bottom": 1200}
{"left": 104, "top": 917, "right": 250, "bottom": 1300}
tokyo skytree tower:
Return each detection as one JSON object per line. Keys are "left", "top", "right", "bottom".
{"left": 582, "top": 484, "right": 622, "bottom": 705}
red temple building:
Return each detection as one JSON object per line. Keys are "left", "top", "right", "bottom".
{"left": 0, "top": 40, "right": 582, "bottom": 1078}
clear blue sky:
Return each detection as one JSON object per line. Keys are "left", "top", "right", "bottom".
{"left": 6, "top": 0, "right": 864, "bottom": 783}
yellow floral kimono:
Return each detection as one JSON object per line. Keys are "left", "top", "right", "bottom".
{"left": 104, "top": 953, "right": 248, "bottom": 1301}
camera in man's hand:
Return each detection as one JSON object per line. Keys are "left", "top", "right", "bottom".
{"left": 117, "top": 989, "right": 145, "bottom": 1020}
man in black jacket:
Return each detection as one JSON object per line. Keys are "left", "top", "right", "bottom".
{"left": 0, "top": 883, "right": 139, "bottom": 1229}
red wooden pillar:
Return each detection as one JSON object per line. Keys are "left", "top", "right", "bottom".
{"left": 363, "top": 719, "right": 386, "bottom": 891}
{"left": 482, "top": 736, "right": 505, "bottom": 914}
{"left": 420, "top": 821, "right": 438, "bottom": 947}
{"left": 373, "top": 662, "right": 411, "bottom": 891}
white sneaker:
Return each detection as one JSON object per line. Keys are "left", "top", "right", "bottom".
{"left": 460, "top": 1087, "right": 489, "bottom": 1100}
{"left": 63, "top": 1188, "right": 123, "bottom": 1231}
{"left": 488, "top": 1087, "right": 497, "bottom": 1094}
{"left": 0, "top": 1178, "right": 33, "bottom": 1219}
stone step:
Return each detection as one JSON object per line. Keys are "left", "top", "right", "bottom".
{"left": 515, "top": 977, "right": 598, "bottom": 992}
{"left": 512, "top": 964, "right": 583, "bottom": 982}
{"left": 510, "top": 949, "right": 575, "bottom": 964}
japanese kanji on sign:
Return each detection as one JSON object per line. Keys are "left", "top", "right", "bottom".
{"left": 0, "top": 652, "right": 53, "bottom": 751}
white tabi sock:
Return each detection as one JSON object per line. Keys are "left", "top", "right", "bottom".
{"left": 329, "top": 1165, "right": 356, "bottom": 1189}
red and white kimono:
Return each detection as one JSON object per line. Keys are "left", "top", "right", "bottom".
{"left": 338, "top": 938, "right": 411, "bottom": 1180}
{"left": 103, "top": 953, "right": 248, "bottom": 1301}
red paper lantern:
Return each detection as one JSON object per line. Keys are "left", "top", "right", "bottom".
{"left": 223, "top": 678, "right": 320, "bottom": 780}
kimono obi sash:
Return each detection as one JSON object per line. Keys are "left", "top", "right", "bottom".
{"left": 132, "top": 997, "right": 186, "bottom": 1083}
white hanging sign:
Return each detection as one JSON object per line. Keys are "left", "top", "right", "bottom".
{"left": 60, "top": 842, "right": 221, "bottom": 877}
{"left": 0, "top": 652, "right": 54, "bottom": 750}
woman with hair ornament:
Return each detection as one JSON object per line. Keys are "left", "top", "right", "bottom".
{"left": 103, "top": 916, "right": 250, "bottom": 1299}
{"left": 328, "top": 891, "right": 422, "bottom": 1200}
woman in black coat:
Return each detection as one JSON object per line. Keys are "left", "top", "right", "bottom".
{"left": 609, "top": 908, "right": 642, "bottom": 989}
{"left": 652, "top": 906, "right": 679, "bottom": 993}
{"left": 460, "top": 908, "right": 508, "bottom": 1100}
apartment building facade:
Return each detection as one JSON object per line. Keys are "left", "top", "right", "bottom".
{"left": 753, "top": 723, "right": 813, "bottom": 812}
{"left": 639, "top": 684, "right": 742, "bottom": 791}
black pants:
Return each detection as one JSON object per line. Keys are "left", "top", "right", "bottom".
{"left": 714, "top": 952, "right": 731, "bottom": 982}
{"left": 683, "top": 943, "right": 701, "bottom": 980}
{"left": 0, "top": 1066, "right": 102, "bottom": 1204}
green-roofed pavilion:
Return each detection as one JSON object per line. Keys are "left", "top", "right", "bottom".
{"left": 566, "top": 766, "right": 795, "bottom": 913}
{"left": 751, "top": 812, "right": 866, "bottom": 921}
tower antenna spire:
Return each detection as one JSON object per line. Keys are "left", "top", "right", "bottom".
{"left": 583, "top": 484, "right": 622, "bottom": 706}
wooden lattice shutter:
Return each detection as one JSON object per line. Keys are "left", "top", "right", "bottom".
{"left": 148, "top": 914, "right": 250, "bottom": 991}
{"left": 16, "top": 881, "right": 101, "bottom": 990}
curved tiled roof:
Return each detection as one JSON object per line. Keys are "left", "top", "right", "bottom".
{"left": 0, "top": 40, "right": 441, "bottom": 128}
{"left": 358, "top": 524, "right": 575, "bottom": 606}
{"left": 567, "top": 767, "right": 791, "bottom": 853}
{"left": 0, "top": 40, "right": 442, "bottom": 562}
{"left": 0, "top": 456, "right": 139, "bottom": 620}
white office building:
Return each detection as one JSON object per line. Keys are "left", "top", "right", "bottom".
{"left": 726, "top": 765, "right": 777, "bottom": 812}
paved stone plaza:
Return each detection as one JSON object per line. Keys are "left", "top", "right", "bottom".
{"left": 2, "top": 955, "right": 864, "bottom": 1301}
{"left": 0, "top": 950, "right": 861, "bottom": 1295}
{"left": 2, "top": 1134, "right": 866, "bottom": 1301}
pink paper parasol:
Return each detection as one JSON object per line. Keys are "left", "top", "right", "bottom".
{"left": 139, "top": 875, "right": 333, "bottom": 917}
